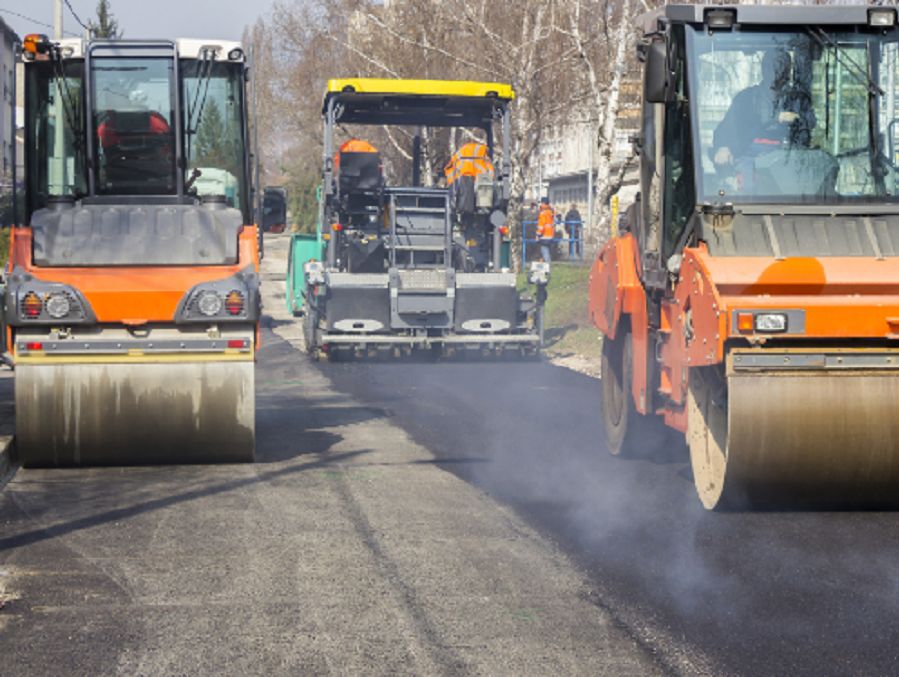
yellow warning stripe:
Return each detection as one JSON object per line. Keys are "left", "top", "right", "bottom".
{"left": 326, "top": 78, "right": 515, "bottom": 101}
{"left": 15, "top": 351, "right": 254, "bottom": 365}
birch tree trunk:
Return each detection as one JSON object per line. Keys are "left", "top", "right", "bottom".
{"left": 591, "top": 0, "right": 633, "bottom": 251}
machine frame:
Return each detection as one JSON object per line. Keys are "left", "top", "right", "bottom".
{"left": 291, "top": 78, "right": 548, "bottom": 359}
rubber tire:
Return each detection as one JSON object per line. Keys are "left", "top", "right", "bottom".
{"left": 601, "top": 331, "right": 638, "bottom": 455}
{"left": 303, "top": 301, "right": 321, "bottom": 355}
{"left": 686, "top": 365, "right": 730, "bottom": 510}
{"left": 600, "top": 330, "right": 672, "bottom": 457}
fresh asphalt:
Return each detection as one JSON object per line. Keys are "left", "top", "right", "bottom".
{"left": 1, "top": 233, "right": 896, "bottom": 675}
{"left": 320, "top": 345, "right": 899, "bottom": 676}
{"left": 0, "top": 236, "right": 663, "bottom": 676}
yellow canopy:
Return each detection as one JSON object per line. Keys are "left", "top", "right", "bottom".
{"left": 326, "top": 78, "right": 515, "bottom": 101}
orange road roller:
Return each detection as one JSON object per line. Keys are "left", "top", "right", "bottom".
{"left": 10, "top": 34, "right": 260, "bottom": 465}
{"left": 590, "top": 4, "right": 899, "bottom": 508}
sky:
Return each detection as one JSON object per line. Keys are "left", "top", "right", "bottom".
{"left": 0, "top": 0, "right": 273, "bottom": 41}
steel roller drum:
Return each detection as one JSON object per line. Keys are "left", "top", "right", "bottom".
{"left": 16, "top": 360, "right": 255, "bottom": 466}
{"left": 689, "top": 369, "right": 899, "bottom": 510}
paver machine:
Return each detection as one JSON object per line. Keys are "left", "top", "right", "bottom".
{"left": 590, "top": 4, "right": 899, "bottom": 508}
{"left": 295, "top": 79, "right": 549, "bottom": 359}
{"left": 11, "top": 34, "right": 260, "bottom": 465}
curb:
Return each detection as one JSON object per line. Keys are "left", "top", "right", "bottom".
{"left": 0, "top": 435, "right": 14, "bottom": 481}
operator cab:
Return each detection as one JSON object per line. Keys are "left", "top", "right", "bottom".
{"left": 633, "top": 5, "right": 899, "bottom": 270}
{"left": 22, "top": 36, "right": 251, "bottom": 266}
{"left": 321, "top": 81, "right": 514, "bottom": 274}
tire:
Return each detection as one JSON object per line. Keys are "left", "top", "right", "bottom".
{"left": 303, "top": 299, "right": 321, "bottom": 355}
{"left": 600, "top": 330, "right": 670, "bottom": 457}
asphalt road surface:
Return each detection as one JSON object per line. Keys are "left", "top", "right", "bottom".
{"left": 2, "top": 234, "right": 897, "bottom": 675}
{"left": 0, "top": 236, "right": 661, "bottom": 676}
{"left": 321, "top": 354, "right": 899, "bottom": 676}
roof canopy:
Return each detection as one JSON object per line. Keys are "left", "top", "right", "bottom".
{"left": 323, "top": 78, "right": 515, "bottom": 128}
{"left": 642, "top": 3, "right": 897, "bottom": 33}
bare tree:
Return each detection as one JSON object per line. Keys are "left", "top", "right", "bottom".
{"left": 250, "top": 0, "right": 650, "bottom": 255}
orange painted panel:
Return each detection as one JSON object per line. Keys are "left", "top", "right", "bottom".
{"left": 9, "top": 226, "right": 259, "bottom": 324}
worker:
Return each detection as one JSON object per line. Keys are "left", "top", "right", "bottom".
{"left": 564, "top": 203, "right": 582, "bottom": 258}
{"left": 536, "top": 197, "right": 555, "bottom": 262}
{"left": 712, "top": 49, "right": 815, "bottom": 168}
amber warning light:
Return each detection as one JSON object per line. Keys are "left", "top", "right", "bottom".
{"left": 23, "top": 34, "right": 51, "bottom": 57}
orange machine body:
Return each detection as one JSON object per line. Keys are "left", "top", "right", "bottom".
{"left": 8, "top": 224, "right": 260, "bottom": 326}
{"left": 589, "top": 237, "right": 899, "bottom": 433}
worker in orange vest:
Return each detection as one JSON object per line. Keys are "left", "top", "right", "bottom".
{"left": 536, "top": 197, "right": 555, "bottom": 262}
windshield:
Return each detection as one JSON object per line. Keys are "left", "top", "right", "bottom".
{"left": 92, "top": 57, "right": 177, "bottom": 195}
{"left": 687, "top": 26, "right": 899, "bottom": 205}
{"left": 182, "top": 61, "right": 247, "bottom": 211}
{"left": 25, "top": 60, "right": 87, "bottom": 212}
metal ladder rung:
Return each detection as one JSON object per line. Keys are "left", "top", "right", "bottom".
{"left": 394, "top": 207, "right": 447, "bottom": 214}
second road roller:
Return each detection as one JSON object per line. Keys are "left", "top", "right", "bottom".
{"left": 10, "top": 34, "right": 260, "bottom": 465}
{"left": 590, "top": 4, "right": 899, "bottom": 509}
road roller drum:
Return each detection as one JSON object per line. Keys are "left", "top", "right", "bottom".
{"left": 16, "top": 361, "right": 255, "bottom": 467}
{"left": 689, "top": 354, "right": 899, "bottom": 510}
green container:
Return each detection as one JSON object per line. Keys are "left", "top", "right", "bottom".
{"left": 286, "top": 233, "right": 324, "bottom": 315}
{"left": 500, "top": 239, "right": 511, "bottom": 269}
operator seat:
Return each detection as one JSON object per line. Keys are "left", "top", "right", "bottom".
{"left": 335, "top": 138, "right": 383, "bottom": 214}
{"left": 98, "top": 110, "right": 174, "bottom": 192}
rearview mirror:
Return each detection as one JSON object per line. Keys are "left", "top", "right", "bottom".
{"left": 644, "top": 39, "right": 670, "bottom": 104}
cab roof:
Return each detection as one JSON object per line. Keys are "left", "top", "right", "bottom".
{"left": 641, "top": 4, "right": 897, "bottom": 34}
{"left": 23, "top": 37, "right": 243, "bottom": 61}
{"left": 323, "top": 78, "right": 515, "bottom": 128}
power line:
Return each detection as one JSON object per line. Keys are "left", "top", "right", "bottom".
{"left": 0, "top": 7, "right": 80, "bottom": 37}
{"left": 63, "top": 0, "right": 89, "bottom": 32}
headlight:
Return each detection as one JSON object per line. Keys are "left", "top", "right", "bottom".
{"left": 175, "top": 267, "right": 259, "bottom": 324}
{"left": 197, "top": 290, "right": 224, "bottom": 317}
{"left": 869, "top": 9, "right": 896, "bottom": 27}
{"left": 303, "top": 261, "right": 325, "bottom": 286}
{"left": 45, "top": 292, "right": 72, "bottom": 319}
{"left": 5, "top": 267, "right": 95, "bottom": 325}
{"left": 528, "top": 261, "right": 551, "bottom": 286}
{"left": 754, "top": 313, "right": 787, "bottom": 333}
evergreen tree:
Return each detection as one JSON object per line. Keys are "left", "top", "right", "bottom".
{"left": 195, "top": 101, "right": 238, "bottom": 171}
{"left": 89, "top": 0, "right": 121, "bottom": 39}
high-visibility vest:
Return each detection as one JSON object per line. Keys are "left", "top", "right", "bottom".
{"left": 536, "top": 206, "right": 555, "bottom": 239}
{"left": 444, "top": 142, "right": 494, "bottom": 186}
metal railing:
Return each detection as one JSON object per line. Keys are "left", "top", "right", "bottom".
{"left": 520, "top": 219, "right": 584, "bottom": 266}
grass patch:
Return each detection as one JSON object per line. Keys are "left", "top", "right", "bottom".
{"left": 519, "top": 262, "right": 603, "bottom": 361}
{"left": 0, "top": 228, "right": 8, "bottom": 269}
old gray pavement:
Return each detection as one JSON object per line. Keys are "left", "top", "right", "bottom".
{"left": 0, "top": 234, "right": 667, "bottom": 676}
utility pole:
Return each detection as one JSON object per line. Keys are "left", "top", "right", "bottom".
{"left": 54, "top": 0, "right": 63, "bottom": 39}
{"left": 51, "top": 0, "right": 66, "bottom": 195}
